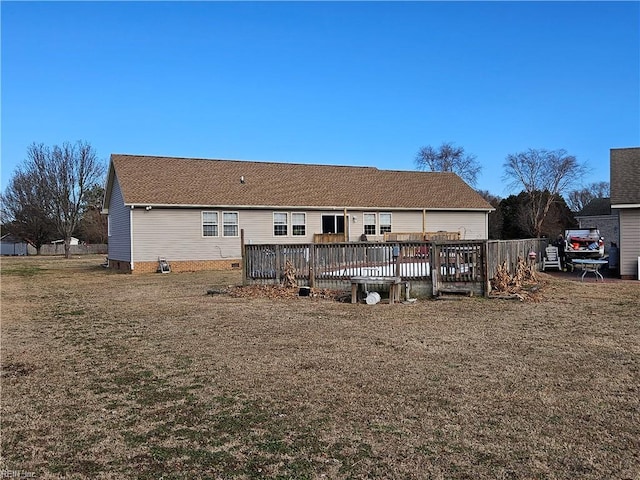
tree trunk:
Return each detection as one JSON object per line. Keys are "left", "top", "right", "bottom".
{"left": 64, "top": 237, "right": 71, "bottom": 259}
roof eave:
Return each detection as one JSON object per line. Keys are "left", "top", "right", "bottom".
{"left": 611, "top": 203, "right": 640, "bottom": 209}
{"left": 125, "top": 203, "right": 493, "bottom": 212}
{"left": 101, "top": 160, "right": 117, "bottom": 214}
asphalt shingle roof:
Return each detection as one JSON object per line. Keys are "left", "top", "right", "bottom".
{"left": 109, "top": 154, "right": 493, "bottom": 210}
{"left": 610, "top": 148, "right": 640, "bottom": 205}
{"left": 577, "top": 198, "right": 611, "bottom": 217}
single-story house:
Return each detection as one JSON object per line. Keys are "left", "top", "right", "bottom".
{"left": 103, "top": 154, "right": 494, "bottom": 273}
{"left": 51, "top": 237, "right": 80, "bottom": 246}
{"left": 575, "top": 197, "right": 619, "bottom": 253}
{"left": 610, "top": 147, "right": 640, "bottom": 280}
{"left": 1, "top": 234, "right": 29, "bottom": 256}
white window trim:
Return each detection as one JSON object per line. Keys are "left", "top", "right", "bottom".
{"left": 379, "top": 212, "right": 392, "bottom": 234}
{"left": 222, "top": 211, "right": 239, "bottom": 238}
{"left": 202, "top": 211, "right": 219, "bottom": 238}
{"left": 363, "top": 213, "right": 377, "bottom": 236}
{"left": 107, "top": 215, "right": 111, "bottom": 237}
{"left": 292, "top": 212, "right": 306, "bottom": 237}
{"left": 273, "top": 212, "right": 289, "bottom": 237}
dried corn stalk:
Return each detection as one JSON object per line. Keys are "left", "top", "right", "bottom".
{"left": 493, "top": 261, "right": 511, "bottom": 292}
{"left": 515, "top": 256, "right": 537, "bottom": 284}
{"left": 282, "top": 260, "right": 298, "bottom": 288}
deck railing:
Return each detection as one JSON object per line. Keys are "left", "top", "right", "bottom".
{"left": 244, "top": 238, "right": 546, "bottom": 295}
{"left": 245, "top": 241, "right": 477, "bottom": 282}
{"left": 432, "top": 241, "right": 484, "bottom": 283}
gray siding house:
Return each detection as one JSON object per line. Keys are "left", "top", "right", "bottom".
{"left": 610, "top": 147, "right": 640, "bottom": 280}
{"left": 575, "top": 198, "right": 619, "bottom": 254}
{"left": 1, "top": 234, "right": 29, "bottom": 256}
{"left": 103, "top": 154, "right": 493, "bottom": 273}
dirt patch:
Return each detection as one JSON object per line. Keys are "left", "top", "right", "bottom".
{"left": 1, "top": 255, "right": 639, "bottom": 479}
{"left": 226, "top": 284, "right": 349, "bottom": 301}
{"left": 1, "top": 361, "right": 36, "bottom": 379}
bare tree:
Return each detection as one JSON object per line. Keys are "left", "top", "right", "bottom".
{"left": 566, "top": 181, "right": 610, "bottom": 212}
{"left": 503, "top": 148, "right": 586, "bottom": 238}
{"left": 415, "top": 142, "right": 482, "bottom": 187}
{"left": 1, "top": 168, "right": 56, "bottom": 254}
{"left": 477, "top": 189, "right": 502, "bottom": 239}
{"left": 76, "top": 184, "right": 108, "bottom": 244}
{"left": 4, "top": 141, "right": 106, "bottom": 258}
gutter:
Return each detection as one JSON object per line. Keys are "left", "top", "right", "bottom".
{"left": 611, "top": 203, "right": 640, "bottom": 209}
{"left": 124, "top": 203, "right": 495, "bottom": 212}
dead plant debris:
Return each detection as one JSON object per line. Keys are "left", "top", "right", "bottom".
{"left": 490, "top": 257, "right": 544, "bottom": 301}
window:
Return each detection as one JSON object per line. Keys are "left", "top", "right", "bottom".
{"left": 379, "top": 213, "right": 392, "bottom": 234}
{"left": 363, "top": 213, "right": 376, "bottom": 235}
{"left": 292, "top": 213, "right": 306, "bottom": 236}
{"left": 223, "top": 212, "right": 238, "bottom": 237}
{"left": 322, "top": 214, "right": 345, "bottom": 234}
{"left": 274, "top": 212, "right": 288, "bottom": 236}
{"left": 202, "top": 211, "right": 218, "bottom": 237}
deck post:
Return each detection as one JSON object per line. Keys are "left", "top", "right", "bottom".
{"left": 309, "top": 244, "right": 316, "bottom": 288}
{"left": 275, "top": 246, "right": 282, "bottom": 284}
{"left": 241, "top": 229, "right": 247, "bottom": 286}
{"left": 432, "top": 242, "right": 439, "bottom": 296}
{"left": 482, "top": 240, "right": 490, "bottom": 297}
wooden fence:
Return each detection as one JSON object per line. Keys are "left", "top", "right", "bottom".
{"left": 244, "top": 238, "right": 549, "bottom": 296}
{"left": 27, "top": 243, "right": 108, "bottom": 256}
{"left": 486, "top": 238, "right": 548, "bottom": 277}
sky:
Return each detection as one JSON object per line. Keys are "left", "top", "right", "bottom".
{"left": 1, "top": 1, "right": 639, "bottom": 197}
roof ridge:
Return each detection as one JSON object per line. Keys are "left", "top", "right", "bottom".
{"left": 109, "top": 153, "right": 493, "bottom": 210}
{"left": 111, "top": 153, "right": 380, "bottom": 171}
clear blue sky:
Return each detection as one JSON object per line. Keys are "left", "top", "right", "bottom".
{"left": 2, "top": 1, "right": 639, "bottom": 197}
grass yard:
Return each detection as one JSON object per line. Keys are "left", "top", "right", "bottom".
{"left": 1, "top": 255, "right": 638, "bottom": 479}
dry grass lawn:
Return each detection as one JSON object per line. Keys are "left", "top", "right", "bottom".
{"left": 1, "top": 255, "right": 638, "bottom": 479}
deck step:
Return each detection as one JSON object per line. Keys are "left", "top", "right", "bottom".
{"left": 438, "top": 288, "right": 473, "bottom": 297}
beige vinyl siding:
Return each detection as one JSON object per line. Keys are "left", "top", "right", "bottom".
{"left": 131, "top": 208, "right": 490, "bottom": 262}
{"left": 242, "top": 209, "right": 488, "bottom": 242}
{"left": 107, "top": 175, "right": 131, "bottom": 262}
{"left": 132, "top": 209, "right": 241, "bottom": 262}
{"left": 242, "top": 210, "right": 351, "bottom": 243}
{"left": 425, "top": 211, "right": 487, "bottom": 239}
{"left": 385, "top": 211, "right": 421, "bottom": 234}
{"left": 618, "top": 209, "right": 640, "bottom": 278}
{"left": 241, "top": 210, "right": 316, "bottom": 244}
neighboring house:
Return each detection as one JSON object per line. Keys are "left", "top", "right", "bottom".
{"left": 610, "top": 147, "right": 640, "bottom": 280}
{"left": 103, "top": 154, "right": 494, "bottom": 273}
{"left": 575, "top": 198, "right": 619, "bottom": 253}
{"left": 51, "top": 237, "right": 80, "bottom": 246}
{"left": 49, "top": 237, "right": 80, "bottom": 255}
{"left": 1, "top": 234, "right": 29, "bottom": 256}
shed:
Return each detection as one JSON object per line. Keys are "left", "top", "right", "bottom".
{"left": 1, "top": 234, "right": 29, "bottom": 256}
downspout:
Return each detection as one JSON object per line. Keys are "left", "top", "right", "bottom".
{"left": 422, "top": 209, "right": 426, "bottom": 238}
{"left": 130, "top": 206, "right": 134, "bottom": 271}
{"left": 485, "top": 210, "right": 489, "bottom": 240}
